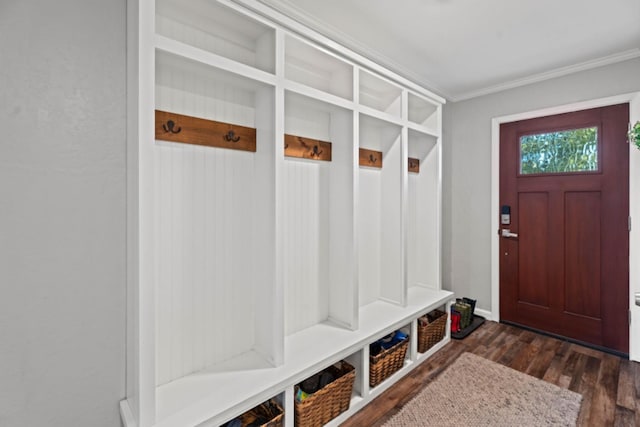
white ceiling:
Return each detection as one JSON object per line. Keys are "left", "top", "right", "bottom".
{"left": 257, "top": 0, "right": 640, "bottom": 101}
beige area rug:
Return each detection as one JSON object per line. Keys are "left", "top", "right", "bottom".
{"left": 383, "top": 352, "right": 582, "bottom": 427}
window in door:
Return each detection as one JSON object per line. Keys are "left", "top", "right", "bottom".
{"left": 519, "top": 126, "right": 599, "bottom": 175}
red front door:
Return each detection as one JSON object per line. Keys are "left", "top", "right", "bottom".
{"left": 499, "top": 104, "right": 629, "bottom": 354}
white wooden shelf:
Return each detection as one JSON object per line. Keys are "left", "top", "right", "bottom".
{"left": 357, "top": 105, "right": 405, "bottom": 128}
{"left": 406, "top": 121, "right": 441, "bottom": 138}
{"left": 283, "top": 79, "right": 355, "bottom": 111}
{"left": 145, "top": 288, "right": 453, "bottom": 427}
{"left": 155, "top": 35, "right": 277, "bottom": 86}
{"left": 155, "top": 49, "right": 274, "bottom": 127}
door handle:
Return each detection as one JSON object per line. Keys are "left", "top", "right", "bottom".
{"left": 635, "top": 292, "right": 640, "bottom": 307}
{"left": 501, "top": 229, "right": 518, "bottom": 238}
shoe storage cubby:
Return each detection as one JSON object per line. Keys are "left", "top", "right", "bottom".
{"left": 417, "top": 307, "right": 448, "bottom": 354}
{"left": 294, "top": 359, "right": 357, "bottom": 427}
{"left": 124, "top": 1, "right": 450, "bottom": 426}
{"left": 220, "top": 394, "right": 285, "bottom": 427}
{"left": 369, "top": 325, "right": 411, "bottom": 389}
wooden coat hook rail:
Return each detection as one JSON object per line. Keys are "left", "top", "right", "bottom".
{"left": 155, "top": 110, "right": 256, "bottom": 152}
{"left": 284, "top": 134, "right": 332, "bottom": 162}
{"left": 408, "top": 157, "right": 420, "bottom": 173}
{"left": 358, "top": 148, "right": 382, "bottom": 168}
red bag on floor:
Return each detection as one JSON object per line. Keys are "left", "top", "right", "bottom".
{"left": 451, "top": 311, "right": 461, "bottom": 333}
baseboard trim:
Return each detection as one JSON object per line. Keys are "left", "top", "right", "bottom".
{"left": 474, "top": 308, "right": 493, "bottom": 321}
{"left": 120, "top": 400, "right": 138, "bottom": 427}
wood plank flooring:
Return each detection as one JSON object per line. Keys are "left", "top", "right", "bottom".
{"left": 340, "top": 321, "right": 640, "bottom": 427}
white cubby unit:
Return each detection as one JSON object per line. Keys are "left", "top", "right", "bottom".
{"left": 124, "top": 1, "right": 450, "bottom": 426}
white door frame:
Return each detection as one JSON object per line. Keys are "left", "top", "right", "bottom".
{"left": 490, "top": 91, "right": 640, "bottom": 361}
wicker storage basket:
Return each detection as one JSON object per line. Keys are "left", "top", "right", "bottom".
{"left": 232, "top": 399, "right": 283, "bottom": 427}
{"left": 417, "top": 310, "right": 447, "bottom": 353}
{"left": 294, "top": 360, "right": 355, "bottom": 427}
{"left": 369, "top": 336, "right": 409, "bottom": 388}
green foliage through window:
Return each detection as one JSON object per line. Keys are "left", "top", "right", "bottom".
{"left": 520, "top": 127, "right": 598, "bottom": 174}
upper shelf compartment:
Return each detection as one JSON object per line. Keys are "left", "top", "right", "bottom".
{"left": 359, "top": 70, "right": 402, "bottom": 119}
{"left": 408, "top": 92, "right": 439, "bottom": 133}
{"left": 285, "top": 34, "right": 353, "bottom": 101}
{"left": 156, "top": 50, "right": 272, "bottom": 130}
{"left": 156, "top": 0, "right": 275, "bottom": 74}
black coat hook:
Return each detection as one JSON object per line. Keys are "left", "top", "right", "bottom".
{"left": 162, "top": 120, "right": 181, "bottom": 134}
{"left": 369, "top": 154, "right": 377, "bottom": 164}
{"left": 310, "top": 145, "right": 323, "bottom": 158}
{"left": 224, "top": 130, "right": 240, "bottom": 142}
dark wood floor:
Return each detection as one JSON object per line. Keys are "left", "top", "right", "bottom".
{"left": 341, "top": 321, "right": 640, "bottom": 427}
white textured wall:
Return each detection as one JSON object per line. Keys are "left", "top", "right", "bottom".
{"left": 442, "top": 58, "right": 640, "bottom": 313}
{"left": 0, "top": 1, "right": 126, "bottom": 426}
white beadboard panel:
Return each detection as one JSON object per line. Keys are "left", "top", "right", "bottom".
{"left": 282, "top": 93, "right": 328, "bottom": 337}
{"left": 192, "top": 148, "right": 206, "bottom": 374}
{"left": 251, "top": 87, "right": 280, "bottom": 365}
{"left": 358, "top": 170, "right": 381, "bottom": 306}
{"left": 284, "top": 91, "right": 332, "bottom": 141}
{"left": 154, "top": 53, "right": 277, "bottom": 385}
{"left": 358, "top": 115, "right": 403, "bottom": 307}
{"left": 407, "top": 136, "right": 440, "bottom": 290}
{"left": 380, "top": 140, "right": 403, "bottom": 304}
{"left": 282, "top": 159, "right": 326, "bottom": 335}
{"left": 156, "top": 0, "right": 275, "bottom": 73}
{"left": 327, "top": 110, "right": 356, "bottom": 330}
{"left": 156, "top": 142, "right": 173, "bottom": 386}
{"left": 282, "top": 95, "right": 356, "bottom": 335}
{"left": 169, "top": 145, "right": 185, "bottom": 382}
{"left": 155, "top": 143, "right": 262, "bottom": 385}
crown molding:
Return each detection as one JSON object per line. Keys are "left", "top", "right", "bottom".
{"left": 451, "top": 48, "right": 640, "bottom": 102}
{"left": 235, "top": 0, "right": 640, "bottom": 104}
